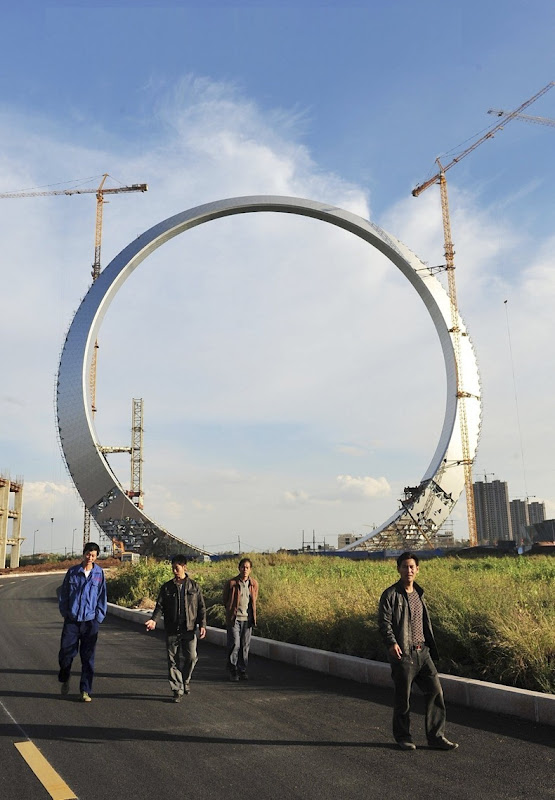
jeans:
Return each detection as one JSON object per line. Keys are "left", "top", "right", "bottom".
{"left": 390, "top": 645, "right": 446, "bottom": 743}
{"left": 226, "top": 619, "right": 252, "bottom": 674}
{"left": 58, "top": 619, "right": 99, "bottom": 694}
{"left": 166, "top": 630, "right": 198, "bottom": 694}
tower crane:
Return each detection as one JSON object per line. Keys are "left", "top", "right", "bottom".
{"left": 487, "top": 110, "right": 555, "bottom": 128}
{"left": 412, "top": 82, "right": 553, "bottom": 548}
{"left": 1, "top": 174, "right": 148, "bottom": 546}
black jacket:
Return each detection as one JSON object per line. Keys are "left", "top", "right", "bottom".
{"left": 151, "top": 577, "right": 207, "bottom": 636}
{"left": 378, "top": 580, "right": 439, "bottom": 662}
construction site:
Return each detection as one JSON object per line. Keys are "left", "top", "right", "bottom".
{"left": 2, "top": 83, "right": 554, "bottom": 565}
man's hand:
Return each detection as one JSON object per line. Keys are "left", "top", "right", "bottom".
{"left": 199, "top": 626, "right": 206, "bottom": 639}
{"left": 145, "top": 619, "right": 156, "bottom": 631}
{"left": 389, "top": 643, "right": 402, "bottom": 660}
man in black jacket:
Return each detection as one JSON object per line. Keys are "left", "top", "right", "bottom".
{"left": 378, "top": 552, "right": 458, "bottom": 751}
{"left": 145, "top": 555, "right": 206, "bottom": 702}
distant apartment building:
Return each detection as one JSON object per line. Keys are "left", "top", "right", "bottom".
{"left": 338, "top": 533, "right": 362, "bottom": 549}
{"left": 473, "top": 479, "right": 513, "bottom": 545}
{"left": 528, "top": 501, "right": 546, "bottom": 525}
{"left": 510, "top": 499, "right": 529, "bottom": 544}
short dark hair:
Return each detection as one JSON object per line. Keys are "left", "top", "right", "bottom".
{"left": 171, "top": 554, "right": 188, "bottom": 567}
{"left": 396, "top": 551, "right": 419, "bottom": 568}
{"left": 238, "top": 557, "right": 252, "bottom": 569}
{"left": 83, "top": 542, "right": 99, "bottom": 555}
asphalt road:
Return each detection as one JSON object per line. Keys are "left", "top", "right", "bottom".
{"left": 0, "top": 573, "right": 553, "bottom": 800}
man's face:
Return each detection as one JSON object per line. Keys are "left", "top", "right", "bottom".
{"left": 82, "top": 549, "right": 98, "bottom": 568}
{"left": 172, "top": 563, "right": 187, "bottom": 581}
{"left": 397, "top": 558, "right": 419, "bottom": 585}
{"left": 239, "top": 561, "right": 251, "bottom": 580}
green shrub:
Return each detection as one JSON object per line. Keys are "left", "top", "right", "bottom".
{"left": 106, "top": 553, "right": 555, "bottom": 693}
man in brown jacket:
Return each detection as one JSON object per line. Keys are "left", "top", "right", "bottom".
{"left": 223, "top": 557, "right": 258, "bottom": 681}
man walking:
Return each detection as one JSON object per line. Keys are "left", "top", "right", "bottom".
{"left": 145, "top": 555, "right": 206, "bottom": 702}
{"left": 223, "top": 557, "right": 258, "bottom": 681}
{"left": 58, "top": 542, "right": 107, "bottom": 702}
{"left": 378, "top": 551, "right": 458, "bottom": 751}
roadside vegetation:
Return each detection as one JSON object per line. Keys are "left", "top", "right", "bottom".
{"left": 106, "top": 553, "right": 555, "bottom": 694}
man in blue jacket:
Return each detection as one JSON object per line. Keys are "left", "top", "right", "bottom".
{"left": 58, "top": 542, "right": 107, "bottom": 702}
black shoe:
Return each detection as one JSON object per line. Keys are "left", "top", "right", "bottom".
{"left": 184, "top": 684, "right": 190, "bottom": 695}
{"left": 429, "top": 737, "right": 458, "bottom": 750}
{"left": 397, "top": 741, "right": 416, "bottom": 751}
{"left": 239, "top": 671, "right": 249, "bottom": 681}
{"left": 172, "top": 691, "right": 183, "bottom": 703}
{"left": 229, "top": 672, "right": 239, "bottom": 682}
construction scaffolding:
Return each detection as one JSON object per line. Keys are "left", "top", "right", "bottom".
{"left": 100, "top": 398, "right": 144, "bottom": 511}
{"left": 0, "top": 475, "right": 24, "bottom": 569}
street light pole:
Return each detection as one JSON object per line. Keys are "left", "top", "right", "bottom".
{"left": 72, "top": 528, "right": 76, "bottom": 557}
{"left": 33, "top": 529, "right": 39, "bottom": 558}
{"left": 50, "top": 517, "right": 54, "bottom": 555}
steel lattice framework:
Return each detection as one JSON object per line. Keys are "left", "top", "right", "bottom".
{"left": 56, "top": 196, "right": 481, "bottom": 557}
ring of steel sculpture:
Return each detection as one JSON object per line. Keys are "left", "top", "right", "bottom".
{"left": 56, "top": 196, "right": 481, "bottom": 555}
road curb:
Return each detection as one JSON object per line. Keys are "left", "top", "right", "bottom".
{"left": 107, "top": 602, "right": 554, "bottom": 727}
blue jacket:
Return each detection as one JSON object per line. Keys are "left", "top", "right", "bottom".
{"left": 59, "top": 562, "right": 107, "bottom": 623}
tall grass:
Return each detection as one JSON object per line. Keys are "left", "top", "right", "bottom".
{"left": 106, "top": 554, "right": 555, "bottom": 693}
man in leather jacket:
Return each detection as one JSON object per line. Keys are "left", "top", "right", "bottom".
{"left": 378, "top": 552, "right": 458, "bottom": 751}
{"left": 145, "top": 555, "right": 206, "bottom": 702}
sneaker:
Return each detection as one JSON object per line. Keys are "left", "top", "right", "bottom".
{"left": 229, "top": 672, "right": 239, "bottom": 682}
{"left": 172, "top": 691, "right": 183, "bottom": 703}
{"left": 239, "top": 671, "right": 249, "bottom": 681}
{"left": 60, "top": 680, "right": 70, "bottom": 696}
{"left": 397, "top": 741, "right": 416, "bottom": 751}
{"left": 80, "top": 692, "right": 92, "bottom": 703}
{"left": 183, "top": 684, "right": 190, "bottom": 695}
{"left": 429, "top": 737, "right": 458, "bottom": 750}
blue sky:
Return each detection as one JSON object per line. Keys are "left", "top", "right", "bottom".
{"left": 1, "top": 1, "right": 554, "bottom": 554}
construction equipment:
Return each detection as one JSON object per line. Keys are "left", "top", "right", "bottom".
{"left": 412, "top": 82, "right": 553, "bottom": 197}
{"left": 0, "top": 174, "right": 148, "bottom": 547}
{"left": 100, "top": 398, "right": 144, "bottom": 511}
{"left": 412, "top": 83, "right": 553, "bottom": 547}
{"left": 487, "top": 110, "right": 555, "bottom": 127}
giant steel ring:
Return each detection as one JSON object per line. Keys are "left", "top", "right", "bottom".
{"left": 56, "top": 196, "right": 481, "bottom": 555}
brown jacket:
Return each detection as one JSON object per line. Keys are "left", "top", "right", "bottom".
{"left": 223, "top": 575, "right": 259, "bottom": 627}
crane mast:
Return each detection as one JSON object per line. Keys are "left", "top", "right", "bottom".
{"left": 412, "top": 82, "right": 553, "bottom": 546}
{"left": 0, "top": 173, "right": 148, "bottom": 549}
{"left": 83, "top": 175, "right": 148, "bottom": 545}
{"left": 437, "top": 163, "right": 479, "bottom": 547}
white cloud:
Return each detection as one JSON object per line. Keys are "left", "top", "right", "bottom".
{"left": 336, "top": 474, "right": 391, "bottom": 500}
{"left": 3, "top": 76, "right": 555, "bottom": 554}
{"left": 282, "top": 489, "right": 311, "bottom": 506}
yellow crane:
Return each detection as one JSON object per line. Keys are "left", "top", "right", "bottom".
{"left": 1, "top": 174, "right": 148, "bottom": 545}
{"left": 412, "top": 82, "right": 553, "bottom": 547}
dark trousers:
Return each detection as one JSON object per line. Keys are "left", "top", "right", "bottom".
{"left": 166, "top": 630, "right": 198, "bottom": 694}
{"left": 226, "top": 619, "right": 252, "bottom": 674}
{"left": 390, "top": 645, "right": 446, "bottom": 744}
{"left": 58, "top": 619, "right": 99, "bottom": 694}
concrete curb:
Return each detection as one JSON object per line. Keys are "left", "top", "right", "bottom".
{"left": 108, "top": 603, "right": 554, "bottom": 727}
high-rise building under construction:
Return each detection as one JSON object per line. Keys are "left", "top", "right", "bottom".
{"left": 473, "top": 479, "right": 513, "bottom": 545}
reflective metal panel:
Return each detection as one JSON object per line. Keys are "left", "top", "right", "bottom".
{"left": 56, "top": 196, "right": 481, "bottom": 555}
